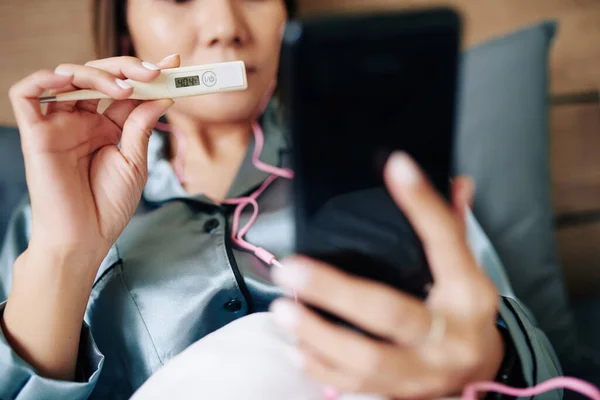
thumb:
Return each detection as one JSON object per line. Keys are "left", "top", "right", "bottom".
{"left": 120, "top": 98, "right": 174, "bottom": 176}
{"left": 383, "top": 152, "right": 475, "bottom": 282}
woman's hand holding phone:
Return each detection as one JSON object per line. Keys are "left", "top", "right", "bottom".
{"left": 270, "top": 153, "right": 504, "bottom": 399}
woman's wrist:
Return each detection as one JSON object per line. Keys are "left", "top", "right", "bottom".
{"left": 3, "top": 247, "right": 102, "bottom": 381}
{"left": 21, "top": 241, "right": 106, "bottom": 282}
{"left": 9, "top": 246, "right": 99, "bottom": 320}
{"left": 475, "top": 325, "right": 506, "bottom": 382}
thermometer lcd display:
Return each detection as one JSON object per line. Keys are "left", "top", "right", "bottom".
{"left": 175, "top": 75, "right": 201, "bottom": 88}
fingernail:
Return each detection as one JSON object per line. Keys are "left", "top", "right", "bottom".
{"left": 54, "top": 67, "right": 74, "bottom": 77}
{"left": 287, "top": 347, "right": 305, "bottom": 369}
{"left": 389, "top": 151, "right": 420, "bottom": 185}
{"left": 272, "top": 259, "right": 310, "bottom": 291}
{"left": 161, "top": 54, "right": 179, "bottom": 61}
{"left": 142, "top": 61, "right": 160, "bottom": 71}
{"left": 270, "top": 299, "right": 300, "bottom": 331}
{"left": 116, "top": 78, "right": 133, "bottom": 90}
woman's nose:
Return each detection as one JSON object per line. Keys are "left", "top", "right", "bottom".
{"left": 196, "top": 0, "right": 249, "bottom": 48}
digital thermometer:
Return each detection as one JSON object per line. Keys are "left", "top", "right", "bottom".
{"left": 39, "top": 61, "right": 248, "bottom": 103}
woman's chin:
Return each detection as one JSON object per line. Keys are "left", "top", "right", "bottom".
{"left": 176, "top": 93, "right": 264, "bottom": 123}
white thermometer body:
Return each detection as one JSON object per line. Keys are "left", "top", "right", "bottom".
{"left": 39, "top": 61, "right": 248, "bottom": 103}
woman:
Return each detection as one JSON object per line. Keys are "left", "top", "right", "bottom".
{"left": 0, "top": 0, "right": 561, "bottom": 399}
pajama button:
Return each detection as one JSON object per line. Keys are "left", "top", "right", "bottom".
{"left": 203, "top": 218, "right": 220, "bottom": 234}
{"left": 224, "top": 299, "right": 243, "bottom": 313}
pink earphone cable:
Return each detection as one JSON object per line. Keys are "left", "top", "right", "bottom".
{"left": 158, "top": 118, "right": 297, "bottom": 300}
{"left": 323, "top": 377, "right": 600, "bottom": 400}
{"left": 249, "top": 120, "right": 294, "bottom": 179}
{"left": 463, "top": 376, "right": 600, "bottom": 400}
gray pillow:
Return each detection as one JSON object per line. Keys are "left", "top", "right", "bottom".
{"left": 453, "top": 22, "right": 579, "bottom": 364}
{"left": 0, "top": 126, "right": 27, "bottom": 246}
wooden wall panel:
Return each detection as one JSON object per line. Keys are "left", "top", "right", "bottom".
{"left": 0, "top": 0, "right": 96, "bottom": 126}
{"left": 557, "top": 222, "right": 600, "bottom": 297}
{"left": 551, "top": 102, "right": 600, "bottom": 297}
{"left": 551, "top": 103, "right": 600, "bottom": 215}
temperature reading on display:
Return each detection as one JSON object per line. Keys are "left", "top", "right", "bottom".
{"left": 175, "top": 75, "right": 200, "bottom": 88}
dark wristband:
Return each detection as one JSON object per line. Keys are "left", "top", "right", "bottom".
{"left": 485, "top": 317, "right": 526, "bottom": 400}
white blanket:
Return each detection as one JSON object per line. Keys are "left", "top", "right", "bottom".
{"left": 130, "top": 312, "right": 386, "bottom": 400}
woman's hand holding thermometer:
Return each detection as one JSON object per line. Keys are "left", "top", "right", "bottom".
{"left": 38, "top": 60, "right": 248, "bottom": 103}
{"left": 4, "top": 54, "right": 201, "bottom": 381}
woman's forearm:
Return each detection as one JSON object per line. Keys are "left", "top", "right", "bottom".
{"left": 2, "top": 247, "right": 100, "bottom": 381}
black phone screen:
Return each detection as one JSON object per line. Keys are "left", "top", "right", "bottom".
{"left": 281, "top": 10, "right": 461, "bottom": 301}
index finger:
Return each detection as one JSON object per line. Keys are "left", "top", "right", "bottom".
{"left": 273, "top": 256, "right": 431, "bottom": 344}
{"left": 84, "top": 54, "right": 181, "bottom": 81}
{"left": 383, "top": 152, "right": 477, "bottom": 282}
{"left": 8, "top": 69, "right": 74, "bottom": 124}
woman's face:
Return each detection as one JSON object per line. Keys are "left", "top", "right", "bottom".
{"left": 127, "top": 0, "right": 287, "bottom": 123}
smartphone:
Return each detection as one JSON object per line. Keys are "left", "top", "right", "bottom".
{"left": 280, "top": 9, "right": 461, "bottom": 327}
